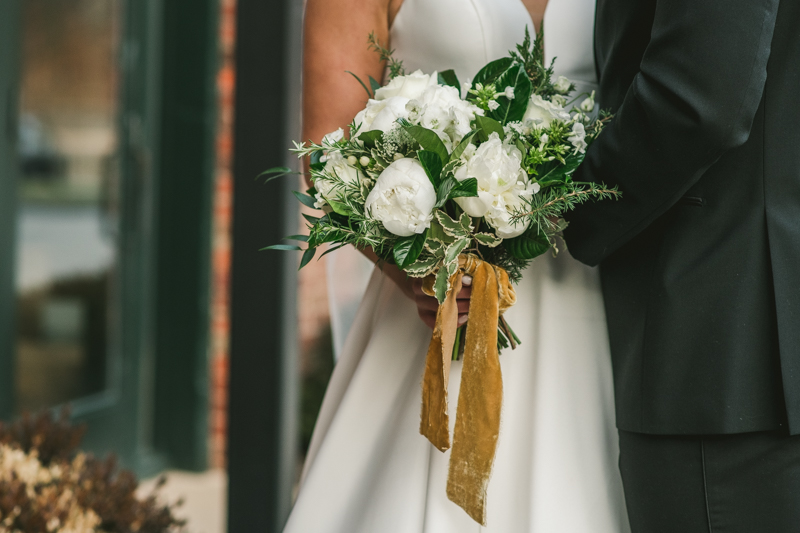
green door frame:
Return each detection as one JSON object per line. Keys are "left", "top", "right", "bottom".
{"left": 0, "top": 0, "right": 21, "bottom": 421}
{"left": 1, "top": 0, "right": 217, "bottom": 476}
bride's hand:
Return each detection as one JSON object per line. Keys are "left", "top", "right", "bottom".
{"left": 380, "top": 262, "right": 472, "bottom": 330}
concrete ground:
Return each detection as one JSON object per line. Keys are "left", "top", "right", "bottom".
{"left": 139, "top": 469, "right": 228, "bottom": 533}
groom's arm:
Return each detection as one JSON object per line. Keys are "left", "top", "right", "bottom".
{"left": 562, "top": 0, "right": 781, "bottom": 266}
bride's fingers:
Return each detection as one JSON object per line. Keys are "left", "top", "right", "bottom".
{"left": 418, "top": 308, "right": 437, "bottom": 329}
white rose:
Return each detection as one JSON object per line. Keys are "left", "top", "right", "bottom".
{"left": 374, "top": 70, "right": 438, "bottom": 100}
{"left": 551, "top": 94, "right": 567, "bottom": 107}
{"left": 553, "top": 75, "right": 572, "bottom": 94}
{"left": 453, "top": 133, "right": 534, "bottom": 238}
{"left": 365, "top": 158, "right": 436, "bottom": 236}
{"left": 354, "top": 96, "right": 411, "bottom": 133}
{"left": 314, "top": 150, "right": 363, "bottom": 202}
{"left": 568, "top": 121, "right": 588, "bottom": 153}
{"left": 522, "top": 94, "right": 571, "bottom": 128}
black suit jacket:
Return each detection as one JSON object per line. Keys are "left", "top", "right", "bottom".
{"left": 564, "top": 0, "right": 800, "bottom": 435}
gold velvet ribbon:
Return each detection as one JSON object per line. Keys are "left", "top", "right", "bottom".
{"left": 419, "top": 254, "right": 516, "bottom": 525}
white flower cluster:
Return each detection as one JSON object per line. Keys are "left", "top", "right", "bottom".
{"left": 356, "top": 70, "right": 483, "bottom": 148}
{"left": 454, "top": 133, "right": 538, "bottom": 238}
{"left": 314, "top": 128, "right": 364, "bottom": 208}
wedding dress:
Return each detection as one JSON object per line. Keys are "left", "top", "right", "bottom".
{"left": 285, "top": 0, "right": 630, "bottom": 530}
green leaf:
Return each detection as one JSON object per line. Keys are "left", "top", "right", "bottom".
{"left": 434, "top": 210, "right": 470, "bottom": 238}
{"left": 299, "top": 247, "right": 317, "bottom": 269}
{"left": 406, "top": 255, "right": 440, "bottom": 277}
{"left": 434, "top": 265, "right": 450, "bottom": 303}
{"left": 438, "top": 69, "right": 461, "bottom": 90}
{"left": 473, "top": 232, "right": 502, "bottom": 248}
{"left": 505, "top": 227, "right": 551, "bottom": 260}
{"left": 435, "top": 177, "right": 458, "bottom": 208}
{"left": 327, "top": 199, "right": 353, "bottom": 216}
{"left": 538, "top": 154, "right": 584, "bottom": 185}
{"left": 449, "top": 178, "right": 478, "bottom": 199}
{"left": 444, "top": 237, "right": 470, "bottom": 265}
{"left": 346, "top": 70, "right": 373, "bottom": 98}
{"left": 285, "top": 234, "right": 309, "bottom": 242}
{"left": 292, "top": 190, "right": 318, "bottom": 209}
{"left": 402, "top": 123, "right": 449, "bottom": 164}
{"left": 472, "top": 57, "right": 514, "bottom": 88}
{"left": 417, "top": 150, "right": 444, "bottom": 187}
{"left": 475, "top": 115, "right": 505, "bottom": 142}
{"left": 449, "top": 131, "right": 478, "bottom": 163}
{"left": 257, "top": 166, "right": 300, "bottom": 183}
{"left": 490, "top": 64, "right": 533, "bottom": 124}
{"left": 358, "top": 129, "right": 383, "bottom": 148}
{"left": 310, "top": 150, "right": 324, "bottom": 166}
{"left": 320, "top": 243, "right": 347, "bottom": 258}
{"left": 302, "top": 213, "right": 320, "bottom": 224}
{"left": 260, "top": 244, "right": 302, "bottom": 251}
{"left": 368, "top": 75, "right": 382, "bottom": 94}
{"left": 393, "top": 229, "right": 429, "bottom": 269}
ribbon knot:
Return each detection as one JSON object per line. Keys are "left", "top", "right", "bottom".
{"left": 419, "top": 254, "right": 516, "bottom": 525}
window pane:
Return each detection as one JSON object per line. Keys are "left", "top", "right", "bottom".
{"left": 15, "top": 0, "right": 121, "bottom": 412}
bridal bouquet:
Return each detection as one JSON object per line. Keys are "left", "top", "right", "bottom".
{"left": 266, "top": 29, "right": 618, "bottom": 525}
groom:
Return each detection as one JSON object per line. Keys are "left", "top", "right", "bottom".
{"left": 563, "top": 0, "right": 799, "bottom": 531}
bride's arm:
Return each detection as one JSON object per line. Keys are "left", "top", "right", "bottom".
{"left": 303, "top": 0, "right": 471, "bottom": 329}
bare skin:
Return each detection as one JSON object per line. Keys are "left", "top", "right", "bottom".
{"left": 302, "top": 0, "right": 547, "bottom": 329}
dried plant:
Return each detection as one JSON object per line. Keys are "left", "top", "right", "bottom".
{"left": 0, "top": 409, "right": 186, "bottom": 533}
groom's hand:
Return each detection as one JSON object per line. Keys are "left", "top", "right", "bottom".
{"left": 410, "top": 276, "right": 472, "bottom": 330}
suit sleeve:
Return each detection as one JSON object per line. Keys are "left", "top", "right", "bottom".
{"left": 562, "top": 0, "right": 780, "bottom": 266}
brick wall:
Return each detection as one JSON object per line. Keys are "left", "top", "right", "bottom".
{"left": 209, "top": 0, "right": 331, "bottom": 470}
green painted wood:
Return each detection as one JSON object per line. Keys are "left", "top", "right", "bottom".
{"left": 0, "top": 0, "right": 21, "bottom": 421}
{"left": 151, "top": 0, "right": 217, "bottom": 472}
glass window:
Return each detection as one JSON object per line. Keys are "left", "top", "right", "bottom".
{"left": 15, "top": 0, "right": 122, "bottom": 412}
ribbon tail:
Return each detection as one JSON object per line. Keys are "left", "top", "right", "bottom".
{"left": 446, "top": 262, "right": 503, "bottom": 525}
{"left": 420, "top": 272, "right": 463, "bottom": 452}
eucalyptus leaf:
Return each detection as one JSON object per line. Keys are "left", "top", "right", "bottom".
{"left": 417, "top": 150, "right": 444, "bottom": 187}
{"left": 472, "top": 57, "right": 514, "bottom": 88}
{"left": 292, "top": 190, "right": 318, "bottom": 210}
{"left": 505, "top": 227, "right": 551, "bottom": 260}
{"left": 402, "top": 124, "right": 449, "bottom": 164}
{"left": 393, "top": 229, "right": 429, "bottom": 270}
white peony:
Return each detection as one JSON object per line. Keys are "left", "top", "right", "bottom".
{"left": 314, "top": 150, "right": 363, "bottom": 206}
{"left": 374, "top": 70, "right": 438, "bottom": 100}
{"left": 322, "top": 128, "right": 344, "bottom": 145}
{"left": 553, "top": 75, "right": 572, "bottom": 94}
{"left": 365, "top": 158, "right": 436, "bottom": 236}
{"left": 407, "top": 84, "right": 483, "bottom": 145}
{"left": 354, "top": 96, "right": 411, "bottom": 133}
{"left": 522, "top": 94, "right": 571, "bottom": 128}
{"left": 568, "top": 121, "right": 588, "bottom": 153}
{"left": 453, "top": 133, "right": 537, "bottom": 238}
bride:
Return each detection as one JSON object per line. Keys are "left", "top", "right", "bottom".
{"left": 285, "top": 0, "right": 630, "bottom": 531}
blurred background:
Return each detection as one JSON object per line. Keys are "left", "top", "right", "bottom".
{"left": 0, "top": 0, "right": 335, "bottom": 531}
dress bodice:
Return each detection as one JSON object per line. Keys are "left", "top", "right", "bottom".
{"left": 390, "top": 0, "right": 597, "bottom": 88}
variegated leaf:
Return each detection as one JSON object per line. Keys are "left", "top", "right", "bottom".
{"left": 406, "top": 256, "right": 441, "bottom": 278}
{"left": 444, "top": 237, "right": 470, "bottom": 265}
{"left": 429, "top": 219, "right": 455, "bottom": 245}
{"left": 434, "top": 264, "right": 451, "bottom": 303}
{"left": 435, "top": 210, "right": 470, "bottom": 239}
{"left": 474, "top": 232, "right": 503, "bottom": 248}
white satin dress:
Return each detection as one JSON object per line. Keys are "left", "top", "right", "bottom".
{"left": 285, "top": 0, "right": 631, "bottom": 531}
